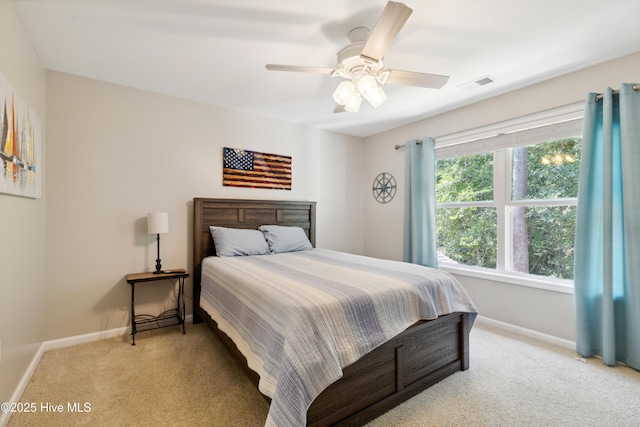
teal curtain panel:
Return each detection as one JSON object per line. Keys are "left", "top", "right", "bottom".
{"left": 403, "top": 137, "right": 438, "bottom": 268}
{"left": 574, "top": 83, "right": 640, "bottom": 370}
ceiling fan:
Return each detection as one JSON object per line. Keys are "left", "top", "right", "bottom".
{"left": 266, "top": 1, "right": 449, "bottom": 113}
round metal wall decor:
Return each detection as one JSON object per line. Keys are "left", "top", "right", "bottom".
{"left": 372, "top": 172, "right": 397, "bottom": 203}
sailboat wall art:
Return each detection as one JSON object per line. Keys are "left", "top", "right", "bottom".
{"left": 0, "top": 72, "right": 43, "bottom": 199}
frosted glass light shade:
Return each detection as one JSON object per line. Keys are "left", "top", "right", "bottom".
{"left": 147, "top": 212, "right": 169, "bottom": 234}
{"left": 344, "top": 93, "right": 362, "bottom": 112}
{"left": 357, "top": 75, "right": 378, "bottom": 97}
{"left": 333, "top": 81, "right": 356, "bottom": 105}
{"left": 364, "top": 86, "right": 387, "bottom": 108}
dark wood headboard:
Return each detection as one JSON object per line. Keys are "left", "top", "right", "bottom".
{"left": 192, "top": 198, "right": 316, "bottom": 323}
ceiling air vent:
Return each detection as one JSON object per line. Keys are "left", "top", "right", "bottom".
{"left": 458, "top": 75, "right": 495, "bottom": 91}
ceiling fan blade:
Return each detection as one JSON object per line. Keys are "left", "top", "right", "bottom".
{"left": 360, "top": 1, "right": 413, "bottom": 63}
{"left": 333, "top": 104, "right": 346, "bottom": 113}
{"left": 385, "top": 70, "right": 449, "bottom": 89}
{"left": 266, "top": 64, "right": 334, "bottom": 74}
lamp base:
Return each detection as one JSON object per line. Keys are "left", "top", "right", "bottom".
{"left": 154, "top": 256, "right": 163, "bottom": 274}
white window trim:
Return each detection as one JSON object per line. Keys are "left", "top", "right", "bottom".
{"left": 439, "top": 263, "right": 575, "bottom": 295}
{"left": 434, "top": 102, "right": 583, "bottom": 293}
{"left": 509, "top": 198, "right": 577, "bottom": 207}
{"left": 437, "top": 200, "right": 495, "bottom": 208}
{"left": 435, "top": 102, "right": 584, "bottom": 152}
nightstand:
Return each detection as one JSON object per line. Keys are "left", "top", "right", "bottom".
{"left": 125, "top": 269, "right": 189, "bottom": 345}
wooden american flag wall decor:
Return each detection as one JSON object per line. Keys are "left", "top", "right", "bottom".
{"left": 222, "top": 147, "right": 292, "bottom": 190}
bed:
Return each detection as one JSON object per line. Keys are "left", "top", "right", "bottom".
{"left": 192, "top": 198, "right": 477, "bottom": 426}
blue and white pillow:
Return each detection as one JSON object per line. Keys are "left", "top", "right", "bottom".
{"left": 209, "top": 226, "right": 271, "bottom": 257}
{"left": 259, "top": 225, "right": 313, "bottom": 254}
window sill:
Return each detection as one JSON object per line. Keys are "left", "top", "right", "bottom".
{"left": 439, "top": 263, "right": 574, "bottom": 295}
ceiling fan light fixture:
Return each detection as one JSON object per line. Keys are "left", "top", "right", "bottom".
{"left": 364, "top": 85, "right": 387, "bottom": 108}
{"left": 333, "top": 81, "right": 356, "bottom": 105}
{"left": 357, "top": 75, "right": 378, "bottom": 97}
{"left": 358, "top": 75, "right": 387, "bottom": 108}
{"left": 344, "top": 92, "right": 362, "bottom": 112}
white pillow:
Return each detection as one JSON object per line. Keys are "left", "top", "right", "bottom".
{"left": 259, "top": 225, "right": 313, "bottom": 253}
{"left": 209, "top": 226, "right": 271, "bottom": 257}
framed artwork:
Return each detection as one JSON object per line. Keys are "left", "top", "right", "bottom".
{"left": 0, "top": 73, "right": 43, "bottom": 199}
{"left": 222, "top": 147, "right": 291, "bottom": 190}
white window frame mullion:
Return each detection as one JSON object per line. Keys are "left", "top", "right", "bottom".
{"left": 435, "top": 200, "right": 494, "bottom": 209}
{"left": 508, "top": 198, "right": 578, "bottom": 207}
{"left": 495, "top": 149, "right": 509, "bottom": 271}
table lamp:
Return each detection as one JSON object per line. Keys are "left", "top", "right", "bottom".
{"left": 147, "top": 212, "right": 169, "bottom": 274}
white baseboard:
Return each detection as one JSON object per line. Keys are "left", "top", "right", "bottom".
{"left": 42, "top": 326, "right": 130, "bottom": 352}
{"left": 0, "top": 316, "right": 193, "bottom": 427}
{"left": 475, "top": 315, "right": 576, "bottom": 351}
{"left": 0, "top": 342, "right": 45, "bottom": 427}
{"left": 43, "top": 315, "right": 193, "bottom": 351}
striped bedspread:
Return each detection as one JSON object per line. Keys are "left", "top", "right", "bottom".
{"left": 200, "top": 248, "right": 477, "bottom": 427}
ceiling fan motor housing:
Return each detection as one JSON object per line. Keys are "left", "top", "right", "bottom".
{"left": 336, "top": 27, "right": 384, "bottom": 82}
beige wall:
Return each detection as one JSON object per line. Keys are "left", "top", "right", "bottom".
{"left": 44, "top": 71, "right": 365, "bottom": 340}
{"left": 364, "top": 51, "right": 640, "bottom": 341}
{"left": 0, "top": 1, "right": 47, "bottom": 406}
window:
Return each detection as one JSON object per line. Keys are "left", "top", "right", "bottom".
{"left": 436, "top": 153, "right": 497, "bottom": 269}
{"left": 434, "top": 106, "right": 583, "bottom": 282}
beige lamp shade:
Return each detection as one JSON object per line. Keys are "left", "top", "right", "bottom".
{"left": 147, "top": 212, "right": 169, "bottom": 234}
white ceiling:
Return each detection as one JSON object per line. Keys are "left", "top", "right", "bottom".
{"left": 13, "top": 0, "right": 640, "bottom": 137}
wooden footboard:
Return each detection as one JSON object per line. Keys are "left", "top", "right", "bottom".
{"left": 308, "top": 312, "right": 469, "bottom": 426}
{"left": 197, "top": 304, "right": 469, "bottom": 426}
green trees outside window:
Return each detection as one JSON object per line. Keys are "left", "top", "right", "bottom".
{"left": 436, "top": 137, "right": 581, "bottom": 280}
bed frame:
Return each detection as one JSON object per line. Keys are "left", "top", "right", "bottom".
{"left": 192, "top": 198, "right": 470, "bottom": 426}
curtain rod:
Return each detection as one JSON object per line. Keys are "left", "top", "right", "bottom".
{"left": 594, "top": 84, "right": 639, "bottom": 100}
{"left": 394, "top": 140, "right": 421, "bottom": 150}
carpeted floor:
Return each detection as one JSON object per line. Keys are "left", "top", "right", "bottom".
{"left": 7, "top": 321, "right": 640, "bottom": 426}
{"left": 7, "top": 325, "right": 269, "bottom": 427}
